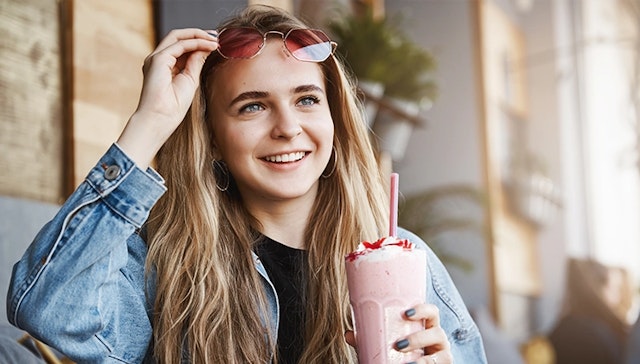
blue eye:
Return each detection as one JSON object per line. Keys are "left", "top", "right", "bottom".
{"left": 298, "top": 96, "right": 320, "bottom": 106}
{"left": 239, "top": 103, "right": 264, "bottom": 114}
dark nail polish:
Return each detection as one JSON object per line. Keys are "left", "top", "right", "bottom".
{"left": 406, "top": 362, "right": 417, "bottom": 364}
{"left": 207, "top": 31, "right": 218, "bottom": 38}
{"left": 405, "top": 308, "right": 416, "bottom": 317}
{"left": 395, "top": 338, "right": 409, "bottom": 350}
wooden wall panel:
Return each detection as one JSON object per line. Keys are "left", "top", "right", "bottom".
{"left": 67, "top": 0, "right": 154, "bottom": 191}
{"left": 0, "top": 0, "right": 64, "bottom": 203}
{"left": 476, "top": 0, "right": 540, "bottom": 319}
{"left": 481, "top": 0, "right": 539, "bottom": 295}
{"left": 476, "top": 0, "right": 543, "bottom": 330}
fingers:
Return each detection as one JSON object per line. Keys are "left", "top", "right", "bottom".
{"left": 151, "top": 28, "right": 218, "bottom": 58}
{"left": 119, "top": 29, "right": 219, "bottom": 169}
{"left": 143, "top": 29, "right": 218, "bottom": 78}
{"left": 344, "top": 330, "right": 356, "bottom": 348}
{"left": 412, "top": 351, "right": 454, "bottom": 364}
{"left": 137, "top": 28, "right": 218, "bottom": 110}
{"left": 393, "top": 324, "right": 448, "bottom": 353}
{"left": 394, "top": 304, "right": 453, "bottom": 363}
{"left": 405, "top": 303, "right": 440, "bottom": 328}
{"left": 149, "top": 37, "right": 217, "bottom": 65}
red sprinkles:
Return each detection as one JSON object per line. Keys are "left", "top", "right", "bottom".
{"left": 345, "top": 237, "right": 414, "bottom": 262}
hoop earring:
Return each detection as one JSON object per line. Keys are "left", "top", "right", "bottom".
{"left": 322, "top": 146, "right": 337, "bottom": 179}
{"left": 212, "top": 159, "right": 230, "bottom": 192}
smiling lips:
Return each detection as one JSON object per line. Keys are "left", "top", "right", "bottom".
{"left": 263, "top": 151, "right": 306, "bottom": 163}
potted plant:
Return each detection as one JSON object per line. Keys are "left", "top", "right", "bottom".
{"left": 328, "top": 9, "right": 399, "bottom": 124}
{"left": 373, "top": 36, "right": 438, "bottom": 161}
{"left": 328, "top": 7, "right": 439, "bottom": 162}
{"left": 383, "top": 38, "right": 438, "bottom": 105}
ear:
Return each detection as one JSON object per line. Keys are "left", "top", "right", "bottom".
{"left": 208, "top": 128, "right": 222, "bottom": 160}
{"left": 211, "top": 145, "right": 223, "bottom": 161}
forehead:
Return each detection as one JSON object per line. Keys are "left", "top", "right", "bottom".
{"left": 211, "top": 40, "right": 327, "bottom": 96}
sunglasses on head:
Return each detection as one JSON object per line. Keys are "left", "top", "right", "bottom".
{"left": 216, "top": 27, "right": 337, "bottom": 62}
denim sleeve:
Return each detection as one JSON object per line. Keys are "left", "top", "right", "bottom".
{"left": 397, "top": 228, "right": 488, "bottom": 363}
{"left": 6, "top": 144, "right": 166, "bottom": 363}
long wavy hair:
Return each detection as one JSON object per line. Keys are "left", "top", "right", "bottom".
{"left": 145, "top": 5, "right": 389, "bottom": 363}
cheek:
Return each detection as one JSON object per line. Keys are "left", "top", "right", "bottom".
{"left": 319, "top": 125, "right": 335, "bottom": 164}
{"left": 210, "top": 123, "right": 233, "bottom": 159}
{"left": 216, "top": 127, "right": 259, "bottom": 160}
{"left": 321, "top": 119, "right": 335, "bottom": 147}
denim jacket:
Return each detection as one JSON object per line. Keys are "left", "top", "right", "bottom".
{"left": 7, "top": 144, "right": 487, "bottom": 363}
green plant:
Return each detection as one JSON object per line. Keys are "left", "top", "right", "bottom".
{"left": 398, "top": 185, "right": 486, "bottom": 272}
{"left": 328, "top": 9, "right": 398, "bottom": 84}
{"left": 384, "top": 38, "right": 438, "bottom": 104}
{"left": 328, "top": 8, "right": 438, "bottom": 105}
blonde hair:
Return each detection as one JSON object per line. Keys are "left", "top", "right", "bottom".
{"left": 146, "top": 5, "right": 388, "bottom": 363}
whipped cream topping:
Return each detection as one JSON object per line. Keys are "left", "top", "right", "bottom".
{"left": 345, "top": 236, "right": 414, "bottom": 262}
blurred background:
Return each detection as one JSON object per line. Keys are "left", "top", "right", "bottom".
{"left": 1, "top": 0, "right": 639, "bottom": 363}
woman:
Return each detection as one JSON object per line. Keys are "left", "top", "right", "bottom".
{"left": 625, "top": 315, "right": 640, "bottom": 364}
{"left": 7, "top": 5, "right": 486, "bottom": 363}
{"left": 549, "top": 258, "right": 631, "bottom": 364}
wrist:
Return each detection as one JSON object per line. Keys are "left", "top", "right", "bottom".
{"left": 116, "top": 112, "right": 173, "bottom": 169}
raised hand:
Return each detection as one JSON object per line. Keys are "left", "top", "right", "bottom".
{"left": 117, "top": 28, "right": 218, "bottom": 169}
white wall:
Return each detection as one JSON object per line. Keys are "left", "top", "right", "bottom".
{"left": 385, "top": 0, "right": 490, "bottom": 310}
{"left": 385, "top": 0, "right": 578, "bottom": 339}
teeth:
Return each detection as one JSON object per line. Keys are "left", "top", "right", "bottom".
{"left": 265, "top": 152, "right": 305, "bottom": 163}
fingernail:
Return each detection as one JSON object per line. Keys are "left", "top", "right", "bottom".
{"left": 406, "top": 362, "right": 417, "bottom": 364}
{"left": 395, "top": 338, "right": 409, "bottom": 350}
{"left": 206, "top": 31, "right": 218, "bottom": 38}
{"left": 405, "top": 308, "right": 416, "bottom": 318}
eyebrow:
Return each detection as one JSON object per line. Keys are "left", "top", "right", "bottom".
{"left": 229, "top": 91, "right": 269, "bottom": 107}
{"left": 294, "top": 84, "right": 324, "bottom": 94}
{"left": 228, "top": 84, "right": 325, "bottom": 108}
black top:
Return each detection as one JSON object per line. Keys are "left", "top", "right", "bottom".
{"left": 255, "top": 236, "right": 307, "bottom": 364}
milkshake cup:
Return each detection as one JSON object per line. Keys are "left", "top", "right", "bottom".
{"left": 345, "top": 236, "right": 427, "bottom": 363}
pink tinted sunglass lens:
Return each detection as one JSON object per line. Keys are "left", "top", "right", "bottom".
{"left": 285, "top": 29, "right": 332, "bottom": 61}
{"left": 218, "top": 28, "right": 264, "bottom": 59}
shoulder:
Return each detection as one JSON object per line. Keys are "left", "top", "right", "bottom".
{"left": 396, "top": 228, "right": 445, "bottom": 280}
{"left": 396, "top": 228, "right": 458, "bottom": 303}
{"left": 397, "top": 227, "right": 488, "bottom": 362}
{"left": 396, "top": 228, "right": 429, "bottom": 251}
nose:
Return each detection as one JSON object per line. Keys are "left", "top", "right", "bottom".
{"left": 271, "top": 108, "right": 302, "bottom": 140}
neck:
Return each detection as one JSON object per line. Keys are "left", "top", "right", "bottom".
{"left": 246, "top": 195, "right": 315, "bottom": 250}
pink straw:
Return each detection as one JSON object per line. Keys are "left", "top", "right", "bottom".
{"left": 389, "top": 173, "right": 399, "bottom": 237}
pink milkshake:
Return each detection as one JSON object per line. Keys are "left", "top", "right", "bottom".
{"left": 345, "top": 236, "right": 427, "bottom": 363}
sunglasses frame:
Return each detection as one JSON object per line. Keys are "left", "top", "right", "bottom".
{"left": 216, "top": 27, "right": 337, "bottom": 62}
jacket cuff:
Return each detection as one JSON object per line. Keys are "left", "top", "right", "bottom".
{"left": 85, "top": 143, "right": 167, "bottom": 227}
